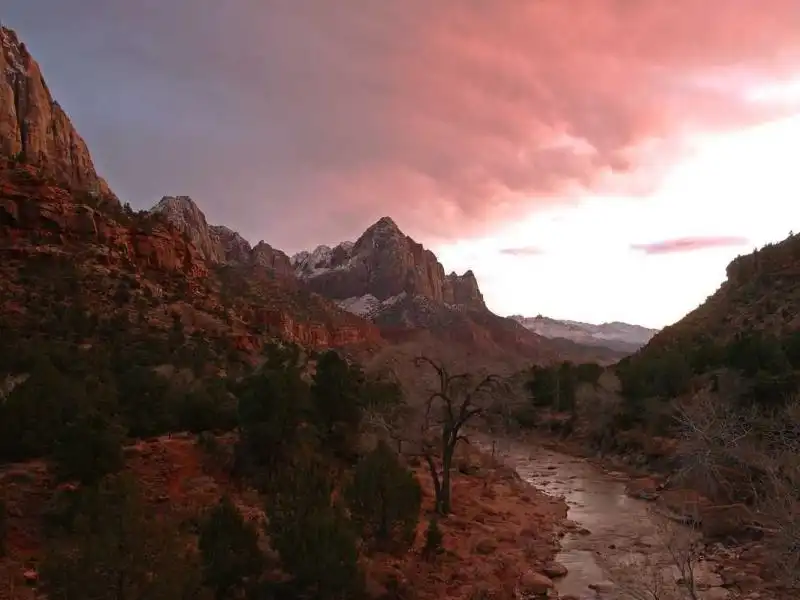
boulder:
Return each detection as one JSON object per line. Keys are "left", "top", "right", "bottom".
{"left": 518, "top": 571, "right": 554, "bottom": 596}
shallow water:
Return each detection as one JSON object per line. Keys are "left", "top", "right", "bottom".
{"left": 474, "top": 437, "right": 726, "bottom": 600}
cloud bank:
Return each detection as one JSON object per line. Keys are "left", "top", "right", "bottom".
{"left": 631, "top": 236, "right": 750, "bottom": 255}
{"left": 5, "top": 1, "right": 800, "bottom": 249}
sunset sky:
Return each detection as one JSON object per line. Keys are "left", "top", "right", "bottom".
{"left": 6, "top": 1, "right": 800, "bottom": 328}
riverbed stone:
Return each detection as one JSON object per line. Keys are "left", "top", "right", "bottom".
{"left": 588, "top": 581, "right": 615, "bottom": 593}
{"left": 701, "top": 587, "right": 730, "bottom": 600}
{"left": 542, "top": 562, "right": 568, "bottom": 578}
{"left": 625, "top": 477, "right": 660, "bottom": 500}
{"left": 519, "top": 571, "right": 554, "bottom": 596}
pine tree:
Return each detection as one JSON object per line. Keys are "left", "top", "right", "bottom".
{"left": 266, "top": 456, "right": 363, "bottom": 599}
{"left": 345, "top": 441, "right": 421, "bottom": 552}
{"left": 199, "top": 496, "right": 264, "bottom": 600}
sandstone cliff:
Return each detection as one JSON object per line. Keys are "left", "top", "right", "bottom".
{"left": 150, "top": 195, "right": 293, "bottom": 276}
{"left": 0, "top": 26, "right": 116, "bottom": 203}
{"left": 0, "top": 162, "right": 380, "bottom": 352}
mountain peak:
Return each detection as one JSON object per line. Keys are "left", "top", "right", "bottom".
{"left": 0, "top": 25, "right": 28, "bottom": 75}
{"left": 0, "top": 24, "right": 117, "bottom": 203}
{"left": 154, "top": 195, "right": 201, "bottom": 213}
{"left": 365, "top": 216, "right": 403, "bottom": 236}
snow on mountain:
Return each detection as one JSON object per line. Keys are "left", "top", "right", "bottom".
{"left": 510, "top": 314, "right": 658, "bottom": 353}
{"left": 291, "top": 241, "right": 356, "bottom": 278}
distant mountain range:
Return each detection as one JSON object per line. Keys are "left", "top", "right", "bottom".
{"left": 509, "top": 315, "right": 658, "bottom": 354}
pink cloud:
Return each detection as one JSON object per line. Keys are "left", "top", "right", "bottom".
{"left": 631, "top": 236, "right": 750, "bottom": 255}
{"left": 499, "top": 246, "right": 545, "bottom": 257}
{"left": 8, "top": 1, "right": 800, "bottom": 249}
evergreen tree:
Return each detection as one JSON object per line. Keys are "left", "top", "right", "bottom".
{"left": 266, "top": 456, "right": 363, "bottom": 599}
{"left": 345, "top": 441, "right": 421, "bottom": 552}
{"left": 52, "top": 409, "right": 126, "bottom": 485}
{"left": 235, "top": 346, "right": 311, "bottom": 478}
{"left": 40, "top": 474, "right": 205, "bottom": 600}
{"left": 311, "top": 350, "right": 364, "bottom": 458}
{"left": 199, "top": 496, "right": 264, "bottom": 600}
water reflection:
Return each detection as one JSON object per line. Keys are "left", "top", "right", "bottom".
{"left": 473, "top": 437, "right": 699, "bottom": 599}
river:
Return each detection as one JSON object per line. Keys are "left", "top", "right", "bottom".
{"left": 473, "top": 436, "right": 732, "bottom": 600}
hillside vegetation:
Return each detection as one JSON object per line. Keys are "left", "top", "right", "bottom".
{"left": 507, "top": 232, "right": 800, "bottom": 592}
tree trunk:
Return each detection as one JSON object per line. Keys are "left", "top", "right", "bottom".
{"left": 423, "top": 453, "right": 444, "bottom": 514}
{"left": 440, "top": 443, "right": 455, "bottom": 514}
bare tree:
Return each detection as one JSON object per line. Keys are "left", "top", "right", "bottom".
{"left": 413, "top": 356, "right": 506, "bottom": 515}
{"left": 675, "top": 389, "right": 800, "bottom": 590}
{"left": 613, "top": 512, "right": 703, "bottom": 600}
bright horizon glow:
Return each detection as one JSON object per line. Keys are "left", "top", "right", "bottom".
{"left": 434, "top": 111, "right": 800, "bottom": 330}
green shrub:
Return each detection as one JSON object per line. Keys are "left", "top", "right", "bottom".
{"left": 40, "top": 474, "right": 205, "bottom": 600}
{"left": 52, "top": 411, "right": 126, "bottom": 485}
{"left": 266, "top": 457, "right": 363, "bottom": 599}
{"left": 345, "top": 441, "right": 421, "bottom": 552}
{"left": 199, "top": 496, "right": 264, "bottom": 600}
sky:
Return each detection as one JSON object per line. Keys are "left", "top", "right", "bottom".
{"left": 5, "top": 1, "right": 800, "bottom": 329}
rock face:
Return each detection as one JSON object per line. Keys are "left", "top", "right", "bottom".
{"left": 1, "top": 165, "right": 207, "bottom": 279}
{"left": 0, "top": 26, "right": 116, "bottom": 203}
{"left": 292, "top": 216, "right": 487, "bottom": 311}
{"left": 443, "top": 270, "right": 484, "bottom": 308}
{"left": 149, "top": 196, "right": 292, "bottom": 276}
{"left": 151, "top": 196, "right": 222, "bottom": 262}
{"left": 250, "top": 240, "right": 292, "bottom": 275}
{"left": 0, "top": 162, "right": 380, "bottom": 351}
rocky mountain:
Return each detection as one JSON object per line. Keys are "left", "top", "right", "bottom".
{"left": 0, "top": 25, "right": 116, "bottom": 203}
{"left": 0, "top": 22, "right": 379, "bottom": 358}
{"left": 292, "top": 217, "right": 486, "bottom": 312}
{"left": 0, "top": 163, "right": 380, "bottom": 355}
{"left": 150, "top": 195, "right": 293, "bottom": 276}
{"left": 292, "top": 217, "right": 628, "bottom": 365}
{"left": 510, "top": 314, "right": 658, "bottom": 354}
{"left": 0, "top": 23, "right": 628, "bottom": 372}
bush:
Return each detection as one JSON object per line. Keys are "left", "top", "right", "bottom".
{"left": 235, "top": 345, "right": 311, "bottom": 477}
{"left": 199, "top": 496, "right": 264, "bottom": 600}
{"left": 311, "top": 351, "right": 365, "bottom": 459}
{"left": 345, "top": 441, "right": 421, "bottom": 552}
{"left": 52, "top": 411, "right": 126, "bottom": 485}
{"left": 266, "top": 457, "right": 363, "bottom": 599}
{"left": 40, "top": 474, "right": 205, "bottom": 600}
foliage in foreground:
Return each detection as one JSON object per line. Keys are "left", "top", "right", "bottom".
{"left": 266, "top": 455, "right": 363, "bottom": 599}
{"left": 40, "top": 473, "right": 206, "bottom": 600}
{"left": 345, "top": 440, "right": 421, "bottom": 552}
{"left": 199, "top": 496, "right": 264, "bottom": 600}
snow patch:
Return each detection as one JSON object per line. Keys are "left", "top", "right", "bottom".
{"left": 511, "top": 315, "right": 658, "bottom": 349}
{"left": 337, "top": 294, "right": 381, "bottom": 317}
{"left": 336, "top": 291, "right": 409, "bottom": 320}
{"left": 292, "top": 241, "right": 357, "bottom": 278}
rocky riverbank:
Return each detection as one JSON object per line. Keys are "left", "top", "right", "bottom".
{"left": 477, "top": 431, "right": 798, "bottom": 600}
{"left": 373, "top": 442, "right": 570, "bottom": 599}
